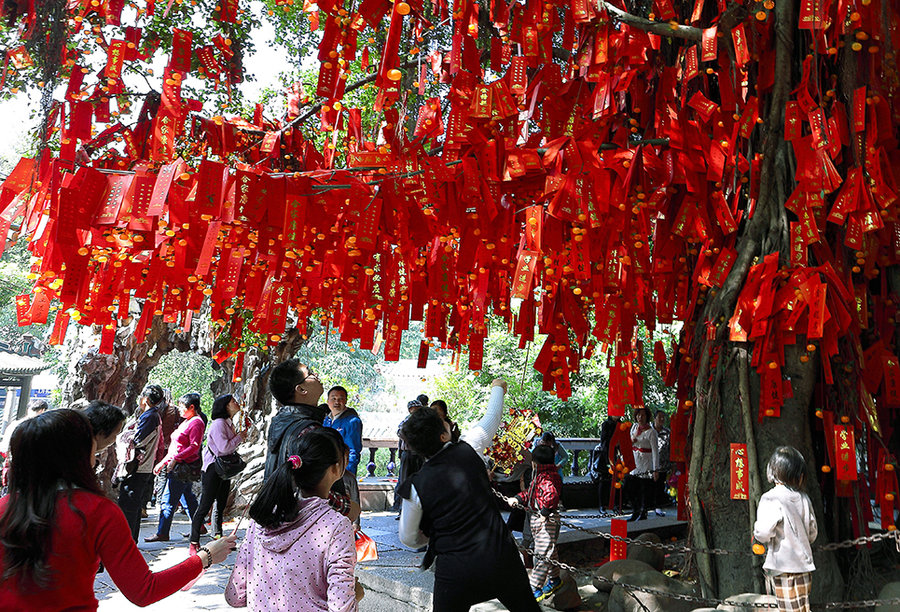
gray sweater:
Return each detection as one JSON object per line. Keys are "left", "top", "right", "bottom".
{"left": 753, "top": 484, "right": 818, "bottom": 573}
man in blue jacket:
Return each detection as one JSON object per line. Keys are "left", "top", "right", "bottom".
{"left": 324, "top": 385, "right": 363, "bottom": 524}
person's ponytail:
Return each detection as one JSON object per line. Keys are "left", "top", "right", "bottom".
{"left": 249, "top": 428, "right": 342, "bottom": 529}
{"left": 249, "top": 462, "right": 298, "bottom": 528}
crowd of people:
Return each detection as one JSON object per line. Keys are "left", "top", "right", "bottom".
{"left": 0, "top": 365, "right": 817, "bottom": 612}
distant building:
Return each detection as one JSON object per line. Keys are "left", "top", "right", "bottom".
{"left": 0, "top": 350, "right": 52, "bottom": 431}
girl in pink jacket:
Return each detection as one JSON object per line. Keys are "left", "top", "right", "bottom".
{"left": 225, "top": 428, "right": 357, "bottom": 612}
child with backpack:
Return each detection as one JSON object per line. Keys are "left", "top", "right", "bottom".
{"left": 753, "top": 446, "right": 818, "bottom": 612}
{"left": 507, "top": 443, "right": 563, "bottom": 601}
{"left": 225, "top": 428, "right": 358, "bottom": 611}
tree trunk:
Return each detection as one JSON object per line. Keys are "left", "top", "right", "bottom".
{"left": 208, "top": 325, "right": 309, "bottom": 513}
{"left": 684, "top": 0, "right": 845, "bottom": 600}
{"left": 60, "top": 313, "right": 197, "bottom": 494}
{"left": 693, "top": 341, "right": 843, "bottom": 601}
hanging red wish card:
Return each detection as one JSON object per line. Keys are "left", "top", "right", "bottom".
{"left": 834, "top": 425, "right": 857, "bottom": 481}
{"left": 730, "top": 443, "right": 749, "bottom": 500}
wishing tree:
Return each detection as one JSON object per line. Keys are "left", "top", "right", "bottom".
{"left": 1, "top": 0, "right": 899, "bottom": 601}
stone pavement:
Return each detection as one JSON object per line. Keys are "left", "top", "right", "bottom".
{"left": 96, "top": 506, "right": 685, "bottom": 611}
{"left": 353, "top": 509, "right": 686, "bottom": 611}
{"left": 95, "top": 511, "right": 244, "bottom": 611}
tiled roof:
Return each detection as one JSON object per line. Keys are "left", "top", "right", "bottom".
{"left": 0, "top": 351, "right": 49, "bottom": 375}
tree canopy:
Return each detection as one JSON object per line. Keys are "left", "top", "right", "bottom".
{"left": 2, "top": 0, "right": 900, "bottom": 601}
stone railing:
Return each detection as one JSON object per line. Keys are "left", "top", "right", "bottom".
{"left": 560, "top": 438, "right": 601, "bottom": 477}
{"left": 362, "top": 437, "right": 601, "bottom": 478}
{"left": 362, "top": 438, "right": 399, "bottom": 478}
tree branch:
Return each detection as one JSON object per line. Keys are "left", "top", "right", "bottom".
{"left": 245, "top": 54, "right": 434, "bottom": 160}
{"left": 598, "top": 0, "right": 749, "bottom": 42}
{"left": 737, "top": 345, "right": 764, "bottom": 595}
{"left": 599, "top": 0, "right": 702, "bottom": 41}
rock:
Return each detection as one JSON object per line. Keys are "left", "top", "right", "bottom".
{"left": 544, "top": 572, "right": 582, "bottom": 610}
{"left": 717, "top": 593, "right": 777, "bottom": 611}
{"left": 586, "top": 590, "right": 611, "bottom": 611}
{"left": 625, "top": 532, "right": 665, "bottom": 571}
{"left": 592, "top": 559, "right": 656, "bottom": 593}
{"left": 876, "top": 582, "right": 900, "bottom": 611}
{"left": 607, "top": 569, "right": 700, "bottom": 612}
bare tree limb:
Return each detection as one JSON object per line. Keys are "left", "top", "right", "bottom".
{"left": 737, "top": 345, "right": 764, "bottom": 595}
{"left": 598, "top": 0, "right": 749, "bottom": 42}
{"left": 599, "top": 0, "right": 702, "bottom": 41}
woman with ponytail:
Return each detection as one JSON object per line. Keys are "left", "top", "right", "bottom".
{"left": 225, "top": 427, "right": 359, "bottom": 611}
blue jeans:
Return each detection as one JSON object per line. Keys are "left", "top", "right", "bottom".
{"left": 156, "top": 471, "right": 198, "bottom": 537}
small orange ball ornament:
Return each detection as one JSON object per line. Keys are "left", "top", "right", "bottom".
{"left": 821, "top": 465, "right": 832, "bottom": 473}
{"left": 387, "top": 68, "right": 402, "bottom": 81}
{"left": 752, "top": 543, "right": 765, "bottom": 555}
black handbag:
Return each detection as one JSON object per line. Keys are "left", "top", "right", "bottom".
{"left": 172, "top": 457, "right": 203, "bottom": 482}
{"left": 214, "top": 452, "right": 247, "bottom": 479}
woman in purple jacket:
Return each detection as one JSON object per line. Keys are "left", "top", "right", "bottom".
{"left": 190, "top": 394, "right": 246, "bottom": 553}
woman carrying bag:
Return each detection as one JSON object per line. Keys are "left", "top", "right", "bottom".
{"left": 147, "top": 393, "right": 206, "bottom": 543}
{"left": 0, "top": 409, "right": 236, "bottom": 611}
{"left": 190, "top": 394, "right": 246, "bottom": 553}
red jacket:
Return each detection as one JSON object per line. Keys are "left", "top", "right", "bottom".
{"left": 516, "top": 463, "right": 562, "bottom": 516}
{"left": 0, "top": 490, "right": 201, "bottom": 611}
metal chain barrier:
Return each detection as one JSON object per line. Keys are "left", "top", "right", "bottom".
{"left": 366, "top": 507, "right": 900, "bottom": 608}
{"left": 517, "top": 541, "right": 778, "bottom": 609}
{"left": 517, "top": 540, "right": 900, "bottom": 610}
{"left": 492, "top": 489, "right": 900, "bottom": 557}
{"left": 491, "top": 488, "right": 900, "bottom": 609}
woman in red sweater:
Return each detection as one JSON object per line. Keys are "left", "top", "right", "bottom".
{"left": 0, "top": 408, "right": 236, "bottom": 611}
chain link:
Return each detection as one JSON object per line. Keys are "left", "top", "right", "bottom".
{"left": 816, "top": 530, "right": 900, "bottom": 552}
{"left": 517, "top": 541, "right": 900, "bottom": 610}
{"left": 367, "top": 509, "right": 900, "bottom": 609}
{"left": 492, "top": 489, "right": 900, "bottom": 557}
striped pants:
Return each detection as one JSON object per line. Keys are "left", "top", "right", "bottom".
{"left": 765, "top": 571, "right": 811, "bottom": 612}
{"left": 529, "top": 512, "right": 560, "bottom": 590}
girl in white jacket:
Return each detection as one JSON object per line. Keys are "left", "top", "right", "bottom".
{"left": 753, "top": 446, "right": 818, "bottom": 612}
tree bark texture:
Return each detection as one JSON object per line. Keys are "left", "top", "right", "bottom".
{"left": 683, "top": 0, "right": 844, "bottom": 600}
{"left": 206, "top": 325, "right": 309, "bottom": 513}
